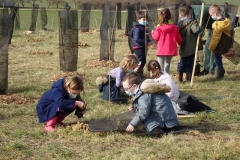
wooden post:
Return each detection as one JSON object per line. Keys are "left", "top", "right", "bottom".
{"left": 190, "top": 3, "right": 204, "bottom": 86}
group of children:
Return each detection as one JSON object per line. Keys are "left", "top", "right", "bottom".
{"left": 36, "top": 4, "right": 231, "bottom": 133}
{"left": 131, "top": 4, "right": 231, "bottom": 81}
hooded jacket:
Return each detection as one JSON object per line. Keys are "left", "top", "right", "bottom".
{"left": 152, "top": 24, "right": 182, "bottom": 56}
{"left": 177, "top": 19, "right": 203, "bottom": 57}
{"left": 36, "top": 78, "right": 76, "bottom": 123}
{"left": 129, "top": 79, "right": 178, "bottom": 132}
{"left": 130, "top": 22, "right": 151, "bottom": 49}
{"left": 209, "top": 18, "right": 231, "bottom": 52}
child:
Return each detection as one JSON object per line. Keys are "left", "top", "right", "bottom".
{"left": 208, "top": 4, "right": 231, "bottom": 79}
{"left": 130, "top": 11, "right": 151, "bottom": 75}
{"left": 151, "top": 8, "right": 182, "bottom": 73}
{"left": 147, "top": 60, "right": 179, "bottom": 102}
{"left": 96, "top": 54, "right": 139, "bottom": 103}
{"left": 177, "top": 6, "right": 203, "bottom": 82}
{"left": 122, "top": 72, "right": 178, "bottom": 133}
{"left": 36, "top": 75, "right": 87, "bottom": 132}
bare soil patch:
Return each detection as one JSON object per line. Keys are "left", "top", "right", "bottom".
{"left": 0, "top": 94, "right": 35, "bottom": 105}
{"left": 85, "top": 59, "right": 119, "bottom": 68}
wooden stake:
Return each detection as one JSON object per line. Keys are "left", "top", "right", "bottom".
{"left": 191, "top": 3, "right": 205, "bottom": 86}
{"left": 177, "top": 114, "right": 196, "bottom": 118}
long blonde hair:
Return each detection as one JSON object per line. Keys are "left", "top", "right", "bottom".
{"left": 64, "top": 75, "right": 84, "bottom": 91}
{"left": 119, "top": 54, "right": 139, "bottom": 72}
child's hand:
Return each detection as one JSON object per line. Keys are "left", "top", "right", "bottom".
{"left": 126, "top": 124, "right": 134, "bottom": 132}
{"left": 76, "top": 101, "right": 86, "bottom": 110}
{"left": 129, "top": 106, "right": 134, "bottom": 111}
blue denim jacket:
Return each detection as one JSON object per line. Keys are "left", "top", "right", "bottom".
{"left": 130, "top": 85, "right": 178, "bottom": 132}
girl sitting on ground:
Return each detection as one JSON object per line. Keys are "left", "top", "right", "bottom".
{"left": 96, "top": 54, "right": 139, "bottom": 103}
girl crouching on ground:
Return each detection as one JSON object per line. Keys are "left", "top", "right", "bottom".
{"left": 36, "top": 75, "right": 87, "bottom": 132}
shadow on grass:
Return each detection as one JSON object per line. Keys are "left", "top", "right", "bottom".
{"left": 198, "top": 71, "right": 240, "bottom": 83}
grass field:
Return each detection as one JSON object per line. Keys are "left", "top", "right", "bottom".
{"left": 17, "top": 9, "right": 126, "bottom": 31}
{"left": 1, "top": 4, "right": 240, "bottom": 160}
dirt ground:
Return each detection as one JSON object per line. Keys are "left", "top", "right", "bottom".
{"left": 0, "top": 94, "right": 35, "bottom": 105}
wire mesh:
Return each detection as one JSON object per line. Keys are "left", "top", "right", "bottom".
{"left": 14, "top": 5, "right": 20, "bottom": 29}
{"left": 28, "top": 4, "right": 39, "bottom": 31}
{"left": 100, "top": 4, "right": 116, "bottom": 61}
{"left": 80, "top": 3, "right": 91, "bottom": 32}
{"left": 40, "top": 7, "right": 48, "bottom": 30}
{"left": 116, "top": 2, "right": 121, "bottom": 30}
{"left": 58, "top": 10, "right": 78, "bottom": 71}
{"left": 0, "top": 8, "right": 10, "bottom": 94}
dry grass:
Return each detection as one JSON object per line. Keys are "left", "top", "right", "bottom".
{"left": 1, "top": 26, "right": 240, "bottom": 159}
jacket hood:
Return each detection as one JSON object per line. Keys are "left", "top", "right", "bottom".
{"left": 158, "top": 24, "right": 176, "bottom": 33}
{"left": 140, "top": 79, "right": 170, "bottom": 94}
{"left": 52, "top": 78, "right": 65, "bottom": 90}
{"left": 213, "top": 18, "right": 231, "bottom": 33}
{"left": 177, "top": 19, "right": 193, "bottom": 30}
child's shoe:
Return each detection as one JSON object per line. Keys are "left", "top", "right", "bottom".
{"left": 45, "top": 117, "right": 57, "bottom": 132}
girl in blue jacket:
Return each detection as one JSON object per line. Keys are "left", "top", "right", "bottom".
{"left": 36, "top": 75, "right": 87, "bottom": 132}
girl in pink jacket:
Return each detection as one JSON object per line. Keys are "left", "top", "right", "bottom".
{"left": 152, "top": 8, "right": 182, "bottom": 73}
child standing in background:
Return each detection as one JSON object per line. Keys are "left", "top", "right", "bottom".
{"left": 36, "top": 75, "right": 87, "bottom": 132}
{"left": 177, "top": 6, "right": 203, "bottom": 82}
{"left": 152, "top": 8, "right": 182, "bottom": 73}
{"left": 130, "top": 11, "right": 151, "bottom": 75}
{"left": 208, "top": 4, "right": 231, "bottom": 79}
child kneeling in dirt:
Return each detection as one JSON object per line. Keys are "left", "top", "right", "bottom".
{"left": 96, "top": 54, "right": 140, "bottom": 103}
{"left": 122, "top": 72, "right": 178, "bottom": 133}
{"left": 36, "top": 75, "right": 87, "bottom": 132}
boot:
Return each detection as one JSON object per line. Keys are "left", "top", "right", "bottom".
{"left": 45, "top": 117, "right": 58, "bottom": 132}
{"left": 186, "top": 73, "right": 192, "bottom": 82}
{"left": 214, "top": 67, "right": 225, "bottom": 79}
{"left": 178, "top": 72, "right": 183, "bottom": 83}
{"left": 56, "top": 114, "right": 67, "bottom": 127}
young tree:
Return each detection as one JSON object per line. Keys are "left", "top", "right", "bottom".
{"left": 46, "top": 0, "right": 65, "bottom": 8}
{"left": 70, "top": 0, "right": 83, "bottom": 9}
{"left": 14, "top": 0, "right": 27, "bottom": 7}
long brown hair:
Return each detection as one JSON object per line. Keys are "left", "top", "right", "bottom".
{"left": 147, "top": 60, "right": 162, "bottom": 78}
{"left": 158, "top": 8, "right": 171, "bottom": 26}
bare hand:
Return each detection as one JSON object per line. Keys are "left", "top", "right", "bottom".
{"left": 129, "top": 106, "right": 133, "bottom": 111}
{"left": 126, "top": 124, "right": 134, "bottom": 132}
{"left": 75, "top": 101, "right": 86, "bottom": 110}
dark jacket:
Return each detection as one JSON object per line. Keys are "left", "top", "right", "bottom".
{"left": 130, "top": 22, "right": 151, "bottom": 49}
{"left": 98, "top": 76, "right": 122, "bottom": 101}
{"left": 36, "top": 78, "right": 76, "bottom": 123}
{"left": 178, "top": 19, "right": 203, "bottom": 57}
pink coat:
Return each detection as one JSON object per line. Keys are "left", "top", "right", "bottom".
{"left": 152, "top": 24, "right": 182, "bottom": 56}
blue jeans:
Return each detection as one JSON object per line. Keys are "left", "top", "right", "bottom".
{"left": 214, "top": 53, "right": 224, "bottom": 71}
{"left": 134, "top": 48, "right": 146, "bottom": 72}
